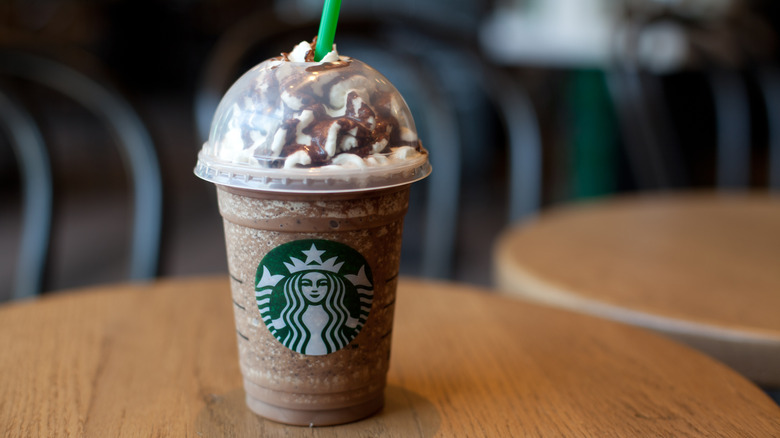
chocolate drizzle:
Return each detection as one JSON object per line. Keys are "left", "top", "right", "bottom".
{"left": 259, "top": 50, "right": 420, "bottom": 168}
{"left": 305, "top": 60, "right": 351, "bottom": 72}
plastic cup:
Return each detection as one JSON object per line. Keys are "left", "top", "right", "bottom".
{"left": 195, "top": 52, "right": 430, "bottom": 426}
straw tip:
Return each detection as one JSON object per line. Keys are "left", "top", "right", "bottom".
{"left": 314, "top": 0, "right": 342, "bottom": 61}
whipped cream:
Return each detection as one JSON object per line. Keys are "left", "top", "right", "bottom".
{"left": 209, "top": 41, "right": 424, "bottom": 171}
{"left": 287, "top": 41, "right": 340, "bottom": 63}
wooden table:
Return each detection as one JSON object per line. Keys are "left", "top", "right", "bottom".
{"left": 495, "top": 191, "right": 780, "bottom": 389}
{"left": 1, "top": 276, "right": 778, "bottom": 436}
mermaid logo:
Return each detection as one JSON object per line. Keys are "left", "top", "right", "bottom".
{"left": 255, "top": 239, "right": 374, "bottom": 355}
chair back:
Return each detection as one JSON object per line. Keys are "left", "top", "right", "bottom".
{"left": 0, "top": 50, "right": 162, "bottom": 300}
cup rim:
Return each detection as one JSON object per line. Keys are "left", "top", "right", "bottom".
{"left": 194, "top": 148, "right": 431, "bottom": 193}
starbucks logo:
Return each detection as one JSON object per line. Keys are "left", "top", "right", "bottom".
{"left": 255, "top": 239, "right": 374, "bottom": 355}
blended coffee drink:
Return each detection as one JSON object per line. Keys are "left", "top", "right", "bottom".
{"left": 195, "top": 40, "right": 430, "bottom": 426}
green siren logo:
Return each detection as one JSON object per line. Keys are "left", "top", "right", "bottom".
{"left": 255, "top": 239, "right": 374, "bottom": 355}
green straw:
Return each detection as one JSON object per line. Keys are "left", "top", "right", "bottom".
{"left": 314, "top": 0, "right": 342, "bottom": 61}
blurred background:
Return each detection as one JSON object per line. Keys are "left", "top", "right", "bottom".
{"left": 2, "top": 0, "right": 779, "bottom": 301}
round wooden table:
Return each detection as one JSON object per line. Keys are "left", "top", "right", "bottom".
{"left": 495, "top": 191, "right": 780, "bottom": 389}
{"left": 1, "top": 276, "right": 778, "bottom": 436}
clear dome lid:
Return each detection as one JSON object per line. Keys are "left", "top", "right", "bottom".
{"left": 195, "top": 56, "right": 430, "bottom": 193}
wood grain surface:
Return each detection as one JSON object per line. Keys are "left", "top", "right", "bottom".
{"left": 494, "top": 191, "right": 780, "bottom": 387}
{"left": 1, "top": 276, "right": 778, "bottom": 437}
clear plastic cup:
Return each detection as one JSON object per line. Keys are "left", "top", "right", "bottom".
{"left": 195, "top": 51, "right": 430, "bottom": 426}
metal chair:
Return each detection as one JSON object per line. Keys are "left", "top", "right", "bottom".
{"left": 608, "top": 2, "right": 780, "bottom": 191}
{"left": 0, "top": 50, "right": 162, "bottom": 300}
